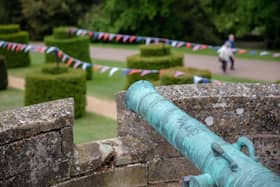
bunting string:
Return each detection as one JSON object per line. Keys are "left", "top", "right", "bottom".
{"left": 0, "top": 40, "right": 221, "bottom": 84}
{"left": 0, "top": 40, "right": 163, "bottom": 77}
{"left": 68, "top": 27, "right": 280, "bottom": 58}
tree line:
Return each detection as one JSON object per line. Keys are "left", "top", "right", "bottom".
{"left": 0, "top": 0, "right": 279, "bottom": 48}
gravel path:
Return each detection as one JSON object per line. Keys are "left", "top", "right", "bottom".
{"left": 90, "top": 47, "right": 280, "bottom": 82}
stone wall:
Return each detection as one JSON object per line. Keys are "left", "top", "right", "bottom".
{"left": 0, "top": 83, "right": 279, "bottom": 187}
{"left": 0, "top": 98, "right": 74, "bottom": 187}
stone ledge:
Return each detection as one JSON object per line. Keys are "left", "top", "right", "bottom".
{"left": 0, "top": 98, "right": 74, "bottom": 145}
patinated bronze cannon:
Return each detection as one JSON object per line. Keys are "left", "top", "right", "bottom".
{"left": 125, "top": 80, "right": 280, "bottom": 187}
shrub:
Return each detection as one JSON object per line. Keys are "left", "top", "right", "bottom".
{"left": 53, "top": 26, "right": 73, "bottom": 39}
{"left": 126, "top": 44, "right": 183, "bottom": 88}
{"left": 140, "top": 44, "right": 171, "bottom": 57}
{"left": 160, "top": 66, "right": 211, "bottom": 85}
{"left": 0, "top": 56, "right": 8, "bottom": 90}
{"left": 275, "top": 80, "right": 280, "bottom": 84}
{"left": 44, "top": 29, "right": 92, "bottom": 80}
{"left": 0, "top": 24, "right": 31, "bottom": 68}
{"left": 0, "top": 24, "right": 20, "bottom": 34}
{"left": 25, "top": 64, "right": 87, "bottom": 118}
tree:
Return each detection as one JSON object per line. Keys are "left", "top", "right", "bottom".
{"left": 202, "top": 0, "right": 280, "bottom": 48}
{"left": 79, "top": 0, "right": 221, "bottom": 44}
{"left": 0, "top": 0, "right": 25, "bottom": 26}
{"left": 20, "top": 0, "right": 97, "bottom": 39}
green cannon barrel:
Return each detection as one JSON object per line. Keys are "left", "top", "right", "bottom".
{"left": 125, "top": 80, "right": 280, "bottom": 187}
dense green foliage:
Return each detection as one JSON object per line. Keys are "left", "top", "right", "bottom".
{"left": 202, "top": 0, "right": 280, "bottom": 48}
{"left": 0, "top": 56, "right": 8, "bottom": 90}
{"left": 0, "top": 25, "right": 20, "bottom": 34}
{"left": 126, "top": 44, "right": 183, "bottom": 87}
{"left": 160, "top": 66, "right": 211, "bottom": 85}
{"left": 140, "top": 44, "right": 171, "bottom": 57}
{"left": 19, "top": 0, "right": 98, "bottom": 39}
{"left": 44, "top": 29, "right": 92, "bottom": 80}
{"left": 0, "top": 25, "right": 30, "bottom": 68}
{"left": 0, "top": 0, "right": 24, "bottom": 26}
{"left": 80, "top": 0, "right": 220, "bottom": 45}
{"left": 25, "top": 64, "right": 87, "bottom": 118}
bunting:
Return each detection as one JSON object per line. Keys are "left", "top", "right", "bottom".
{"left": 68, "top": 27, "right": 280, "bottom": 58}
{"left": 0, "top": 40, "right": 169, "bottom": 77}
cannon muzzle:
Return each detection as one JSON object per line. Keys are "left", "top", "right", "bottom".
{"left": 125, "top": 80, "right": 280, "bottom": 187}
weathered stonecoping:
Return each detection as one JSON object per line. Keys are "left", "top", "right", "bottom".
{"left": 0, "top": 98, "right": 74, "bottom": 146}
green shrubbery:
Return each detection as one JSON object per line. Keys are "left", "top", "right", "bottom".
{"left": 0, "top": 56, "right": 8, "bottom": 90}
{"left": 140, "top": 44, "right": 171, "bottom": 57}
{"left": 25, "top": 64, "right": 87, "bottom": 118}
{"left": 0, "top": 24, "right": 30, "bottom": 68}
{"left": 44, "top": 26, "right": 92, "bottom": 80}
{"left": 0, "top": 25, "right": 20, "bottom": 34}
{"left": 126, "top": 44, "right": 183, "bottom": 88}
{"left": 160, "top": 66, "right": 211, "bottom": 85}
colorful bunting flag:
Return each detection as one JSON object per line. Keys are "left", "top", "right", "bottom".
{"left": 174, "top": 71, "right": 185, "bottom": 78}
{"left": 109, "top": 67, "right": 119, "bottom": 77}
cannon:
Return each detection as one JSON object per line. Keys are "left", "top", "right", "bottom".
{"left": 125, "top": 80, "right": 280, "bottom": 187}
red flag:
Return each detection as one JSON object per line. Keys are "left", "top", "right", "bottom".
{"left": 186, "top": 43, "right": 192, "bottom": 48}
{"left": 89, "top": 32, "right": 94, "bottom": 37}
{"left": 128, "top": 69, "right": 141, "bottom": 75}
{"left": 16, "top": 45, "right": 22, "bottom": 52}
{"left": 201, "top": 45, "right": 208, "bottom": 49}
{"left": 129, "top": 36, "right": 136, "bottom": 43}
{"left": 238, "top": 49, "right": 247, "bottom": 54}
{"left": 57, "top": 50, "right": 63, "bottom": 58}
{"left": 93, "top": 65, "right": 101, "bottom": 72}
{"left": 67, "top": 57, "right": 74, "bottom": 66}
{"left": 116, "top": 35, "right": 122, "bottom": 41}
{"left": 7, "top": 43, "right": 12, "bottom": 50}
{"left": 103, "top": 33, "right": 109, "bottom": 41}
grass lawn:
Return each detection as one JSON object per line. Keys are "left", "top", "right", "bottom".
{"left": 0, "top": 88, "right": 117, "bottom": 144}
{"left": 74, "top": 112, "right": 117, "bottom": 144}
{"left": 0, "top": 88, "right": 24, "bottom": 111}
{"left": 91, "top": 43, "right": 280, "bottom": 62}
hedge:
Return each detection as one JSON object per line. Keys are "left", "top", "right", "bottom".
{"left": 44, "top": 35, "right": 92, "bottom": 80}
{"left": 160, "top": 66, "right": 211, "bottom": 85}
{"left": 0, "top": 24, "right": 20, "bottom": 34}
{"left": 24, "top": 64, "right": 87, "bottom": 118}
{"left": 53, "top": 26, "right": 74, "bottom": 39}
{"left": 126, "top": 52, "right": 183, "bottom": 88}
{"left": 0, "top": 56, "right": 8, "bottom": 90}
{"left": 0, "top": 25, "right": 30, "bottom": 68}
{"left": 140, "top": 44, "right": 171, "bottom": 57}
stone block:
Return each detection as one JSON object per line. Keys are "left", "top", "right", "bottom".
{"left": 71, "top": 141, "right": 114, "bottom": 176}
{"left": 148, "top": 157, "right": 200, "bottom": 184}
{"left": 0, "top": 98, "right": 74, "bottom": 145}
{"left": 55, "top": 164, "right": 147, "bottom": 187}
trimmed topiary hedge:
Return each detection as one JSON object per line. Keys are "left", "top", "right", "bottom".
{"left": 44, "top": 26, "right": 92, "bottom": 80}
{"left": 53, "top": 27, "right": 73, "bottom": 39}
{"left": 140, "top": 43, "right": 171, "bottom": 57}
{"left": 0, "top": 56, "right": 8, "bottom": 90}
{"left": 126, "top": 44, "right": 183, "bottom": 88}
{"left": 0, "top": 25, "right": 20, "bottom": 34}
{"left": 24, "top": 64, "right": 87, "bottom": 118}
{"left": 159, "top": 66, "right": 211, "bottom": 85}
{"left": 0, "top": 24, "right": 30, "bottom": 68}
